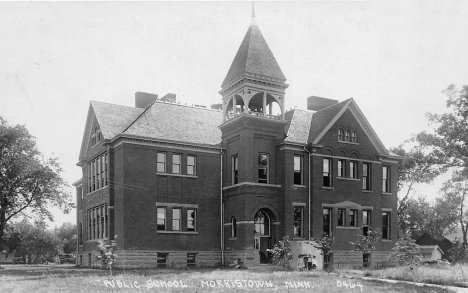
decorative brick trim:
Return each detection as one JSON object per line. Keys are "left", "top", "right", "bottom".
{"left": 227, "top": 135, "right": 240, "bottom": 144}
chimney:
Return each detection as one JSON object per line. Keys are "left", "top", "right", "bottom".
{"left": 135, "top": 92, "right": 158, "bottom": 108}
{"left": 160, "top": 93, "right": 176, "bottom": 103}
{"left": 211, "top": 103, "right": 222, "bottom": 110}
{"left": 307, "top": 96, "right": 339, "bottom": 112}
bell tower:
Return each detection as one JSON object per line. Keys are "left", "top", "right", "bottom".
{"left": 219, "top": 7, "right": 289, "bottom": 123}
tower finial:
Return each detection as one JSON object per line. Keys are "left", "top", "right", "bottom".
{"left": 251, "top": 2, "right": 257, "bottom": 26}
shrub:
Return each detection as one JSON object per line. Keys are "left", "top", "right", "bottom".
{"left": 267, "top": 235, "right": 294, "bottom": 269}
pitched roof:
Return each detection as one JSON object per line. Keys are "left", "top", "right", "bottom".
{"left": 445, "top": 229, "right": 464, "bottom": 243}
{"left": 307, "top": 99, "right": 352, "bottom": 144}
{"left": 91, "top": 101, "right": 143, "bottom": 140}
{"left": 122, "top": 101, "right": 222, "bottom": 146}
{"left": 285, "top": 109, "right": 314, "bottom": 144}
{"left": 221, "top": 24, "right": 285, "bottom": 88}
{"left": 419, "top": 245, "right": 444, "bottom": 255}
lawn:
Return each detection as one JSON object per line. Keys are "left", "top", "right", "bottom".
{"left": 0, "top": 264, "right": 456, "bottom": 293}
{"left": 337, "top": 263, "right": 468, "bottom": 289}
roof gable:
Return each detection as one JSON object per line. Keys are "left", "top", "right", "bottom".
{"left": 78, "top": 101, "right": 143, "bottom": 161}
{"left": 309, "top": 98, "right": 388, "bottom": 155}
{"left": 221, "top": 25, "right": 285, "bottom": 88}
{"left": 123, "top": 101, "right": 223, "bottom": 146}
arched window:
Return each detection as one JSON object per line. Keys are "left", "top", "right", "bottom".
{"left": 254, "top": 210, "right": 270, "bottom": 236}
{"left": 97, "top": 129, "right": 102, "bottom": 142}
{"left": 345, "top": 130, "right": 350, "bottom": 141}
{"left": 338, "top": 129, "right": 343, "bottom": 141}
{"left": 231, "top": 216, "right": 237, "bottom": 238}
{"left": 352, "top": 131, "right": 357, "bottom": 143}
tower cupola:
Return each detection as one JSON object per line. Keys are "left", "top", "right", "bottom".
{"left": 219, "top": 7, "right": 289, "bottom": 123}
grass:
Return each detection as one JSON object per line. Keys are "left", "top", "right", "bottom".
{"left": 0, "top": 264, "right": 457, "bottom": 293}
{"left": 337, "top": 263, "right": 468, "bottom": 289}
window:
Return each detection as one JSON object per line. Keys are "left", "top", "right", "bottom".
{"left": 258, "top": 153, "right": 268, "bottom": 183}
{"left": 187, "top": 155, "right": 196, "bottom": 175}
{"left": 172, "top": 154, "right": 181, "bottom": 174}
{"left": 352, "top": 131, "right": 357, "bottom": 143}
{"left": 294, "top": 155, "right": 303, "bottom": 185}
{"left": 91, "top": 127, "right": 101, "bottom": 146}
{"left": 323, "top": 208, "right": 332, "bottom": 237}
{"left": 157, "top": 207, "right": 166, "bottom": 231}
{"left": 382, "top": 166, "right": 390, "bottom": 192}
{"left": 172, "top": 208, "right": 181, "bottom": 231}
{"left": 87, "top": 204, "right": 108, "bottom": 240}
{"left": 337, "top": 209, "right": 345, "bottom": 226}
{"left": 363, "top": 163, "right": 370, "bottom": 190}
{"left": 187, "top": 253, "right": 197, "bottom": 266}
{"left": 350, "top": 161, "right": 357, "bottom": 179}
{"left": 157, "top": 152, "right": 166, "bottom": 173}
{"left": 187, "top": 209, "right": 196, "bottom": 232}
{"left": 338, "top": 160, "right": 345, "bottom": 178}
{"left": 254, "top": 210, "right": 269, "bottom": 236}
{"left": 363, "top": 210, "right": 371, "bottom": 236}
{"left": 293, "top": 206, "right": 303, "bottom": 237}
{"left": 345, "top": 130, "right": 350, "bottom": 141}
{"left": 338, "top": 129, "right": 344, "bottom": 141}
{"left": 349, "top": 209, "right": 357, "bottom": 227}
{"left": 157, "top": 253, "right": 167, "bottom": 267}
{"left": 323, "top": 158, "right": 332, "bottom": 187}
{"left": 232, "top": 155, "right": 239, "bottom": 184}
{"left": 382, "top": 212, "right": 390, "bottom": 239}
{"left": 87, "top": 152, "right": 108, "bottom": 193}
{"left": 231, "top": 216, "right": 237, "bottom": 238}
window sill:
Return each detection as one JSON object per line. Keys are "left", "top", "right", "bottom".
{"left": 336, "top": 226, "right": 360, "bottom": 230}
{"left": 322, "top": 186, "right": 334, "bottom": 190}
{"left": 292, "top": 184, "right": 306, "bottom": 188}
{"left": 86, "top": 238, "right": 108, "bottom": 242}
{"left": 157, "top": 231, "right": 198, "bottom": 235}
{"left": 382, "top": 239, "right": 392, "bottom": 242}
{"left": 382, "top": 192, "right": 393, "bottom": 195}
{"left": 338, "top": 140, "right": 359, "bottom": 145}
{"left": 156, "top": 173, "right": 198, "bottom": 179}
{"left": 337, "top": 177, "right": 360, "bottom": 181}
{"left": 229, "top": 238, "right": 237, "bottom": 241}
{"left": 293, "top": 237, "right": 306, "bottom": 240}
{"left": 362, "top": 190, "right": 373, "bottom": 193}
{"left": 223, "top": 182, "right": 282, "bottom": 190}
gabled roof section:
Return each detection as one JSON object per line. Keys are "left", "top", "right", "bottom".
{"left": 284, "top": 109, "right": 314, "bottom": 144}
{"left": 308, "top": 98, "right": 389, "bottom": 155}
{"left": 122, "top": 101, "right": 223, "bottom": 146}
{"left": 419, "top": 245, "right": 444, "bottom": 255}
{"left": 92, "top": 101, "right": 144, "bottom": 139}
{"left": 78, "top": 101, "right": 143, "bottom": 161}
{"left": 221, "top": 25, "right": 286, "bottom": 88}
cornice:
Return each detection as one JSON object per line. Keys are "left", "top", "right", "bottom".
{"left": 220, "top": 73, "right": 288, "bottom": 96}
{"left": 111, "top": 135, "right": 224, "bottom": 154}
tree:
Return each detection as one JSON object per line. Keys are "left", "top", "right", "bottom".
{"left": 96, "top": 237, "right": 118, "bottom": 277}
{"left": 416, "top": 85, "right": 468, "bottom": 170}
{"left": 390, "top": 146, "right": 446, "bottom": 237}
{"left": 0, "top": 117, "right": 74, "bottom": 251}
{"left": 448, "top": 239, "right": 468, "bottom": 282}
{"left": 389, "top": 234, "right": 422, "bottom": 267}
{"left": 54, "top": 222, "right": 77, "bottom": 255}
{"left": 402, "top": 196, "right": 456, "bottom": 240}
{"left": 266, "top": 235, "right": 294, "bottom": 269}
{"left": 389, "top": 234, "right": 423, "bottom": 292}
{"left": 308, "top": 234, "right": 335, "bottom": 273}
{"left": 350, "top": 227, "right": 380, "bottom": 268}
{"left": 439, "top": 170, "right": 468, "bottom": 246}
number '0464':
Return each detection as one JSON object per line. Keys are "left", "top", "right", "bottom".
{"left": 336, "top": 279, "right": 363, "bottom": 291}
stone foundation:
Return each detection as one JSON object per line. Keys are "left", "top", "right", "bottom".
{"left": 333, "top": 251, "right": 393, "bottom": 268}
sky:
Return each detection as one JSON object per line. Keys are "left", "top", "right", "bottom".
{"left": 1, "top": 1, "right": 467, "bottom": 227}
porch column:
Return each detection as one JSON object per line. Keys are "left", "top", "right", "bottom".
{"left": 262, "top": 92, "right": 267, "bottom": 116}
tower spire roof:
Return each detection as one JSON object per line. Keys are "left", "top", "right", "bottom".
{"left": 221, "top": 10, "right": 286, "bottom": 89}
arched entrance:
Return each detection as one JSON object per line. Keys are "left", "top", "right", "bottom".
{"left": 254, "top": 209, "right": 273, "bottom": 263}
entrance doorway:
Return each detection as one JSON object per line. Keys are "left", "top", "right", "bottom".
{"left": 254, "top": 209, "right": 272, "bottom": 263}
